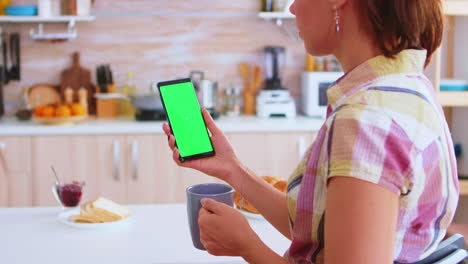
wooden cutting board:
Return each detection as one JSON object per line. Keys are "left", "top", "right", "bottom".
{"left": 60, "top": 52, "right": 97, "bottom": 114}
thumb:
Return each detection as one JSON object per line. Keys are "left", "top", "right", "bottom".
{"left": 202, "top": 108, "right": 222, "bottom": 136}
{"left": 201, "top": 198, "right": 229, "bottom": 214}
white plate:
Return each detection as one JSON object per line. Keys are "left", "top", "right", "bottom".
{"left": 236, "top": 207, "right": 265, "bottom": 221}
{"left": 57, "top": 208, "right": 133, "bottom": 229}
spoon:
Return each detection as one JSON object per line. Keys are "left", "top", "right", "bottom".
{"left": 51, "top": 166, "right": 60, "bottom": 184}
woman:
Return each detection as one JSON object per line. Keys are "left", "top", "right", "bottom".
{"left": 163, "top": 0, "right": 460, "bottom": 263}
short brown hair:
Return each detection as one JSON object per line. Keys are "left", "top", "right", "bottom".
{"left": 363, "top": 0, "right": 444, "bottom": 67}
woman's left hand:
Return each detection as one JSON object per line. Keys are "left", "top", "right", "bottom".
{"left": 198, "top": 198, "right": 262, "bottom": 257}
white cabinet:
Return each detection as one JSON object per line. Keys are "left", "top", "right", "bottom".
{"left": 3, "top": 130, "right": 317, "bottom": 207}
{"left": 0, "top": 137, "right": 32, "bottom": 207}
{"left": 228, "top": 132, "right": 317, "bottom": 180}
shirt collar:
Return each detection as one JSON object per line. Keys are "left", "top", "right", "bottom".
{"left": 326, "top": 49, "right": 427, "bottom": 110}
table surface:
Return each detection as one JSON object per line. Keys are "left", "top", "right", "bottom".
{"left": 0, "top": 204, "right": 291, "bottom": 264}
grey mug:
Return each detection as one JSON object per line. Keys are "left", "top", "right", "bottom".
{"left": 186, "top": 183, "right": 234, "bottom": 250}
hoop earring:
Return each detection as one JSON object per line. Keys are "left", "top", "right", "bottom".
{"left": 335, "top": 8, "right": 340, "bottom": 33}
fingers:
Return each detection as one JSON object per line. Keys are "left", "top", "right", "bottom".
{"left": 168, "top": 134, "right": 176, "bottom": 150}
{"left": 201, "top": 198, "right": 230, "bottom": 214}
{"left": 162, "top": 123, "right": 171, "bottom": 135}
{"left": 202, "top": 108, "right": 222, "bottom": 136}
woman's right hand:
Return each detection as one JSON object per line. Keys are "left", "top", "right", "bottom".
{"left": 162, "top": 108, "right": 242, "bottom": 183}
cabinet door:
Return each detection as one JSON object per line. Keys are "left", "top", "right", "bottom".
{"left": 264, "top": 132, "right": 317, "bottom": 179}
{"left": 31, "top": 135, "right": 127, "bottom": 206}
{"left": 227, "top": 132, "right": 317, "bottom": 180}
{"left": 0, "top": 136, "right": 32, "bottom": 207}
{"left": 153, "top": 134, "right": 222, "bottom": 204}
{"left": 126, "top": 135, "right": 158, "bottom": 204}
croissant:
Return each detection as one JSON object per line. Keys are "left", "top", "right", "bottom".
{"left": 234, "top": 176, "right": 288, "bottom": 214}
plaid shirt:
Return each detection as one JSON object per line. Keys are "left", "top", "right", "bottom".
{"left": 285, "top": 50, "right": 459, "bottom": 263}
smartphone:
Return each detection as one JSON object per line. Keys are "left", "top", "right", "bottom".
{"left": 158, "top": 78, "right": 215, "bottom": 162}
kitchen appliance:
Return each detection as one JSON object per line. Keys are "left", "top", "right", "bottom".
{"left": 0, "top": 31, "right": 21, "bottom": 117}
{"left": 301, "top": 71, "right": 343, "bottom": 118}
{"left": 189, "top": 71, "right": 220, "bottom": 119}
{"left": 200, "top": 79, "right": 220, "bottom": 119}
{"left": 256, "top": 46, "right": 296, "bottom": 118}
{"left": 128, "top": 85, "right": 166, "bottom": 121}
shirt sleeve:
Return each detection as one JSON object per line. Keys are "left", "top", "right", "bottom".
{"left": 327, "top": 105, "right": 415, "bottom": 196}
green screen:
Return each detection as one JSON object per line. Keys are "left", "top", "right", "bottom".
{"left": 160, "top": 81, "right": 213, "bottom": 158}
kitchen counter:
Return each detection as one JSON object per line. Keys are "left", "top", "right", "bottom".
{"left": 0, "top": 204, "right": 290, "bottom": 264}
{"left": 0, "top": 116, "right": 324, "bottom": 136}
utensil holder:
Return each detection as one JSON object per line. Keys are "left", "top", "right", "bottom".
{"left": 97, "top": 98, "right": 118, "bottom": 118}
{"left": 243, "top": 93, "right": 256, "bottom": 115}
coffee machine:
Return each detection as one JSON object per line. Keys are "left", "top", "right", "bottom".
{"left": 256, "top": 46, "right": 296, "bottom": 118}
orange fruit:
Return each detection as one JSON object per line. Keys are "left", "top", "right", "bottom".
{"left": 70, "top": 103, "right": 86, "bottom": 116}
{"left": 41, "top": 106, "right": 56, "bottom": 117}
{"left": 34, "top": 105, "right": 47, "bottom": 117}
{"left": 55, "top": 105, "right": 71, "bottom": 117}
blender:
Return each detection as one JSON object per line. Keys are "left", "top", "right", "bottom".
{"left": 256, "top": 46, "right": 296, "bottom": 118}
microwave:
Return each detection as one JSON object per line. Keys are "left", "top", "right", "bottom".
{"left": 301, "top": 71, "right": 343, "bottom": 118}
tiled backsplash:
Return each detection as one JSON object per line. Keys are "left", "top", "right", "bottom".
{"left": 3, "top": 0, "right": 306, "bottom": 114}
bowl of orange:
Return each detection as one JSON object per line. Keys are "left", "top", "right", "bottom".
{"left": 32, "top": 103, "right": 88, "bottom": 125}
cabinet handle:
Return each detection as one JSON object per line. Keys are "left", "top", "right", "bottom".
{"left": 297, "top": 136, "right": 306, "bottom": 159}
{"left": 0, "top": 142, "right": 7, "bottom": 174}
{"left": 113, "top": 140, "right": 120, "bottom": 181}
{"left": 131, "top": 140, "right": 139, "bottom": 181}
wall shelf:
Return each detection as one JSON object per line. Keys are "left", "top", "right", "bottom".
{"left": 444, "top": 0, "right": 468, "bottom": 16}
{"left": 460, "top": 180, "right": 468, "bottom": 196}
{"left": 0, "top": 16, "right": 96, "bottom": 41}
{"left": 0, "top": 16, "right": 95, "bottom": 23}
{"left": 258, "top": 0, "right": 468, "bottom": 25}
{"left": 439, "top": 92, "right": 468, "bottom": 107}
{"left": 258, "top": 12, "right": 294, "bottom": 26}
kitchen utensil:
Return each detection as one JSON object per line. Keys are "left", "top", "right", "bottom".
{"left": 186, "top": 183, "right": 234, "bottom": 250}
{"left": 128, "top": 92, "right": 166, "bottom": 121}
{"left": 51, "top": 165, "right": 60, "bottom": 184}
{"left": 189, "top": 70, "right": 204, "bottom": 93}
{"left": 129, "top": 94, "right": 163, "bottom": 110}
{"left": 200, "top": 79, "right": 220, "bottom": 119}
{"left": 95, "top": 93, "right": 119, "bottom": 118}
{"left": 239, "top": 63, "right": 250, "bottom": 92}
{"left": 15, "top": 109, "right": 33, "bottom": 121}
{"left": 262, "top": 0, "right": 274, "bottom": 12}
{"left": 61, "top": 52, "right": 96, "bottom": 114}
{"left": 8, "top": 33, "right": 21, "bottom": 81}
{"left": 251, "top": 66, "right": 263, "bottom": 93}
{"left": 28, "top": 84, "right": 61, "bottom": 107}
{"left": 264, "top": 46, "right": 286, "bottom": 90}
{"left": 5, "top": 5, "right": 38, "bottom": 16}
{"left": 257, "top": 46, "right": 296, "bottom": 118}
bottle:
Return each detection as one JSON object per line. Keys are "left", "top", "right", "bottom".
{"left": 119, "top": 72, "right": 136, "bottom": 118}
{"left": 306, "top": 55, "right": 315, "bottom": 72}
{"left": 224, "top": 86, "right": 241, "bottom": 117}
{"left": 262, "top": 0, "right": 274, "bottom": 12}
